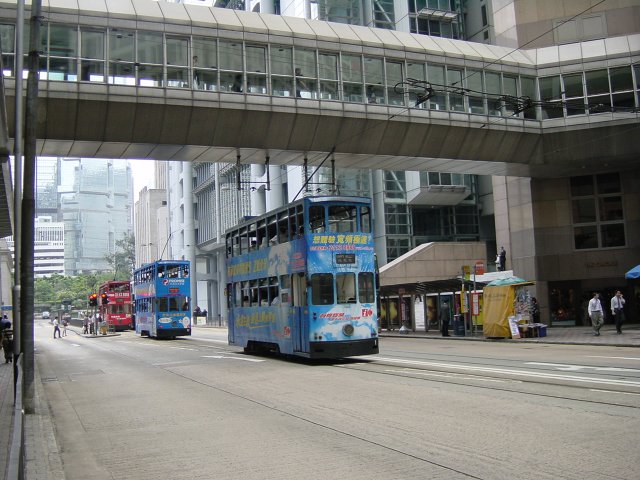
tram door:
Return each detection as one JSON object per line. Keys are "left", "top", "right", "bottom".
{"left": 292, "top": 273, "right": 307, "bottom": 352}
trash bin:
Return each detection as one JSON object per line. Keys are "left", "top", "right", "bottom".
{"left": 453, "top": 314, "right": 465, "bottom": 336}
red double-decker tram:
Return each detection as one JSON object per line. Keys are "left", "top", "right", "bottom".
{"left": 98, "top": 281, "right": 133, "bottom": 331}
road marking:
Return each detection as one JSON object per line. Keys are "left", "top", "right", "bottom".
{"left": 153, "top": 361, "right": 191, "bottom": 366}
{"left": 202, "top": 355, "right": 265, "bottom": 362}
{"left": 590, "top": 389, "right": 640, "bottom": 396}
{"left": 70, "top": 343, "right": 81, "bottom": 347}
{"left": 587, "top": 356, "right": 640, "bottom": 361}
{"left": 373, "top": 357, "right": 640, "bottom": 388}
{"left": 526, "top": 362, "right": 640, "bottom": 373}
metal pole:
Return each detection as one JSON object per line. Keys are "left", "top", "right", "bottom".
{"left": 11, "top": 0, "right": 25, "bottom": 393}
{"left": 21, "top": 0, "right": 42, "bottom": 414}
{"left": 473, "top": 266, "right": 477, "bottom": 336}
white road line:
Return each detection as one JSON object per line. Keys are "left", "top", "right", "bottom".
{"left": 202, "top": 355, "right": 265, "bottom": 362}
{"left": 70, "top": 343, "right": 81, "bottom": 347}
{"left": 586, "top": 356, "right": 640, "bottom": 361}
{"left": 373, "top": 357, "right": 640, "bottom": 388}
{"left": 526, "top": 362, "right": 640, "bottom": 373}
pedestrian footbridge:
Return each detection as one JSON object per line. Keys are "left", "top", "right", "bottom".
{"left": 1, "top": 0, "right": 639, "bottom": 179}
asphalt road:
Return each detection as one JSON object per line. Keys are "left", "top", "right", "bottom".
{"left": 35, "top": 320, "right": 640, "bottom": 480}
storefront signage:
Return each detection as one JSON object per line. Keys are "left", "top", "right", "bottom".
{"left": 586, "top": 261, "right": 617, "bottom": 268}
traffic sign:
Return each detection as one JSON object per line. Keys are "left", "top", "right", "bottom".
{"left": 474, "top": 261, "right": 485, "bottom": 275}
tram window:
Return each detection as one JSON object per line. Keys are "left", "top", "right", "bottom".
{"left": 249, "top": 223, "right": 258, "bottom": 251}
{"left": 280, "top": 275, "right": 291, "bottom": 304}
{"left": 358, "top": 272, "right": 375, "bottom": 303}
{"left": 250, "top": 279, "right": 259, "bottom": 305}
{"left": 311, "top": 273, "right": 334, "bottom": 305}
{"left": 296, "top": 206, "right": 304, "bottom": 236}
{"left": 157, "top": 265, "right": 165, "bottom": 278}
{"left": 310, "top": 206, "right": 325, "bottom": 233}
{"left": 241, "top": 281, "right": 250, "bottom": 306}
{"left": 266, "top": 216, "right": 278, "bottom": 245}
{"left": 329, "top": 205, "right": 357, "bottom": 233}
{"left": 336, "top": 273, "right": 356, "bottom": 304}
{"left": 232, "top": 283, "right": 240, "bottom": 308}
{"left": 257, "top": 219, "right": 267, "bottom": 248}
{"left": 276, "top": 215, "right": 289, "bottom": 243}
{"left": 259, "top": 278, "right": 269, "bottom": 305}
{"left": 168, "top": 298, "right": 180, "bottom": 311}
{"left": 361, "top": 206, "right": 372, "bottom": 233}
{"left": 267, "top": 276, "right": 279, "bottom": 304}
{"left": 158, "top": 298, "right": 168, "bottom": 312}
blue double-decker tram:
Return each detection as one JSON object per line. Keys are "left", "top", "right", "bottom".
{"left": 133, "top": 260, "right": 192, "bottom": 339}
{"left": 226, "top": 196, "right": 379, "bottom": 359}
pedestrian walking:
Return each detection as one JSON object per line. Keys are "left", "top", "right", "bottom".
{"left": 53, "top": 317, "right": 61, "bottom": 339}
{"left": 588, "top": 292, "right": 604, "bottom": 336}
{"left": 1, "top": 329, "right": 13, "bottom": 363}
{"left": 440, "top": 301, "right": 451, "bottom": 337}
{"left": 62, "top": 317, "right": 68, "bottom": 337}
{"left": 82, "top": 315, "right": 89, "bottom": 334}
{"left": 610, "top": 290, "right": 626, "bottom": 334}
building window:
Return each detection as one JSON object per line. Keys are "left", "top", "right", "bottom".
{"left": 481, "top": 5, "right": 488, "bottom": 27}
{"left": 571, "top": 173, "right": 625, "bottom": 250}
{"left": 271, "top": 45, "right": 293, "bottom": 97}
{"left": 384, "top": 171, "right": 406, "bottom": 200}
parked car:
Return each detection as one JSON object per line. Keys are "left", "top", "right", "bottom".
{"left": 42, "top": 311, "right": 50, "bottom": 320}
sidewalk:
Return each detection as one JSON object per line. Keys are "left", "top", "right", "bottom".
{"left": 379, "top": 324, "right": 640, "bottom": 347}
{"left": 2, "top": 323, "right": 639, "bottom": 479}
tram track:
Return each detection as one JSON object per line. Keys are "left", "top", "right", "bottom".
{"left": 333, "top": 358, "right": 640, "bottom": 409}
{"left": 70, "top": 329, "right": 640, "bottom": 409}
{"left": 44, "top": 326, "right": 638, "bottom": 480}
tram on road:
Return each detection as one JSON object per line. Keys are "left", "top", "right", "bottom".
{"left": 133, "top": 260, "right": 192, "bottom": 339}
{"left": 226, "top": 195, "right": 379, "bottom": 359}
{"left": 98, "top": 281, "right": 133, "bottom": 331}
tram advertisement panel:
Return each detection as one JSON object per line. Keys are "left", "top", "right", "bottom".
{"left": 306, "top": 233, "right": 377, "bottom": 342}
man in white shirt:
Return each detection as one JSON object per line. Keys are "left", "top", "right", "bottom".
{"left": 53, "top": 317, "right": 61, "bottom": 339}
{"left": 610, "top": 290, "right": 626, "bottom": 335}
{"left": 588, "top": 292, "right": 604, "bottom": 336}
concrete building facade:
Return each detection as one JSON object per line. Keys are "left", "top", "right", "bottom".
{"left": 118, "top": 0, "right": 640, "bottom": 326}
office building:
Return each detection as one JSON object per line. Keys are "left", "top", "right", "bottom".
{"left": 152, "top": 0, "right": 639, "bottom": 327}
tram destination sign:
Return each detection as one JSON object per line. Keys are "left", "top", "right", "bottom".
{"left": 335, "top": 253, "right": 356, "bottom": 264}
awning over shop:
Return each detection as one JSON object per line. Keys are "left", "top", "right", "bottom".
{"left": 625, "top": 265, "right": 640, "bottom": 279}
{"left": 379, "top": 277, "right": 489, "bottom": 297}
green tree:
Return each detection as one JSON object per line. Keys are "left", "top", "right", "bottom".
{"left": 104, "top": 232, "right": 136, "bottom": 281}
{"left": 35, "top": 272, "right": 116, "bottom": 311}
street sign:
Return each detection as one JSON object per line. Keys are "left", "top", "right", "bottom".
{"left": 462, "top": 265, "right": 471, "bottom": 280}
{"left": 472, "top": 292, "right": 480, "bottom": 316}
{"left": 475, "top": 261, "right": 485, "bottom": 276}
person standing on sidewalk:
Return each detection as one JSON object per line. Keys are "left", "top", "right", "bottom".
{"left": 588, "top": 292, "right": 604, "bottom": 336}
{"left": 440, "top": 301, "right": 451, "bottom": 337}
{"left": 610, "top": 290, "right": 626, "bottom": 334}
{"left": 53, "top": 316, "right": 61, "bottom": 339}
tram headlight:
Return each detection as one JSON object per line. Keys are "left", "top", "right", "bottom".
{"left": 342, "top": 323, "right": 355, "bottom": 337}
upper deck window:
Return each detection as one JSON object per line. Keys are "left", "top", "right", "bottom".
{"left": 309, "top": 206, "right": 325, "bottom": 233}
{"left": 361, "top": 206, "right": 372, "bottom": 233}
{"left": 328, "top": 205, "right": 357, "bottom": 233}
